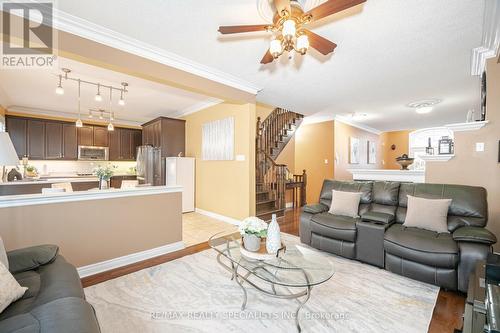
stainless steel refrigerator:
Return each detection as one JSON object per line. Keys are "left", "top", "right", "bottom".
{"left": 136, "top": 145, "right": 163, "bottom": 186}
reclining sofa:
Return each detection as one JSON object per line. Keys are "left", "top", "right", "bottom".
{"left": 300, "top": 180, "right": 497, "bottom": 292}
{"left": 0, "top": 245, "right": 100, "bottom": 333}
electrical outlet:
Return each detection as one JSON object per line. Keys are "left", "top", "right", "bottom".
{"left": 324, "top": 159, "right": 329, "bottom": 164}
{"left": 476, "top": 143, "right": 485, "bottom": 152}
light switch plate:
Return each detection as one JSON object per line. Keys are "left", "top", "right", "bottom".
{"left": 235, "top": 154, "right": 246, "bottom": 161}
{"left": 324, "top": 159, "right": 329, "bottom": 164}
{"left": 476, "top": 142, "right": 485, "bottom": 152}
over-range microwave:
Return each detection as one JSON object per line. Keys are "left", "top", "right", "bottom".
{"left": 78, "top": 146, "right": 109, "bottom": 161}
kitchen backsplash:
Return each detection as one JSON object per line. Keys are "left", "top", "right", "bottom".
{"left": 22, "top": 160, "right": 137, "bottom": 176}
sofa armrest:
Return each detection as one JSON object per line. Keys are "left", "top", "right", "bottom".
{"left": 303, "top": 203, "right": 329, "bottom": 215}
{"left": 361, "top": 211, "right": 395, "bottom": 225}
{"left": 7, "top": 244, "right": 59, "bottom": 274}
{"left": 453, "top": 227, "right": 497, "bottom": 245}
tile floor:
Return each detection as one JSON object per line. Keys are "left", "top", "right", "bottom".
{"left": 182, "top": 212, "right": 237, "bottom": 247}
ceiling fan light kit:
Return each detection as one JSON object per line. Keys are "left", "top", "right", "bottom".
{"left": 218, "top": 0, "right": 367, "bottom": 64}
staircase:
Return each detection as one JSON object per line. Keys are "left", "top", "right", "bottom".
{"left": 256, "top": 108, "right": 305, "bottom": 221}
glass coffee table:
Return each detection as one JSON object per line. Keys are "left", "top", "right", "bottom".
{"left": 209, "top": 232, "right": 334, "bottom": 332}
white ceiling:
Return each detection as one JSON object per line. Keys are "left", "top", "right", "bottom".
{"left": 0, "top": 57, "right": 221, "bottom": 125}
{"left": 54, "top": 0, "right": 486, "bottom": 131}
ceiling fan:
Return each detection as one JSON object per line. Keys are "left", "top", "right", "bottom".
{"left": 218, "top": 0, "right": 366, "bottom": 64}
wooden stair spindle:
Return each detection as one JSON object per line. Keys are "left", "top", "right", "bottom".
{"left": 255, "top": 108, "right": 306, "bottom": 221}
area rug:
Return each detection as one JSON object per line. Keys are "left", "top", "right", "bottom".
{"left": 84, "top": 234, "right": 439, "bottom": 333}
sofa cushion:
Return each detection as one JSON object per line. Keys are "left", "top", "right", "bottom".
{"left": 0, "top": 262, "right": 27, "bottom": 314}
{"left": 0, "top": 256, "right": 84, "bottom": 321}
{"left": 319, "top": 180, "right": 372, "bottom": 207}
{"left": 310, "top": 213, "right": 358, "bottom": 242}
{"left": 7, "top": 245, "right": 59, "bottom": 274}
{"left": 0, "top": 236, "right": 8, "bottom": 270}
{"left": 384, "top": 224, "right": 459, "bottom": 269}
{"left": 303, "top": 203, "right": 328, "bottom": 214}
{"left": 372, "top": 181, "right": 400, "bottom": 206}
{"left": 0, "top": 297, "right": 101, "bottom": 333}
{"left": 396, "top": 183, "right": 487, "bottom": 231}
{"left": 403, "top": 195, "right": 451, "bottom": 233}
{"left": 328, "top": 190, "right": 362, "bottom": 218}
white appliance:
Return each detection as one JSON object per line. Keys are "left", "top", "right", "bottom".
{"left": 165, "top": 157, "right": 195, "bottom": 213}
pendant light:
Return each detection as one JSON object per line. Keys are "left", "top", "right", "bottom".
{"left": 75, "top": 79, "right": 83, "bottom": 128}
{"left": 107, "top": 87, "right": 114, "bottom": 131}
{"left": 95, "top": 83, "right": 103, "bottom": 102}
{"left": 55, "top": 75, "right": 64, "bottom": 95}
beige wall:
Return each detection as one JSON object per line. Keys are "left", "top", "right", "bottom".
{"left": 334, "top": 121, "right": 382, "bottom": 180}
{"left": 426, "top": 58, "right": 500, "bottom": 250}
{"left": 380, "top": 130, "right": 412, "bottom": 169}
{"left": 184, "top": 102, "right": 256, "bottom": 220}
{"left": 295, "top": 121, "right": 335, "bottom": 203}
{"left": 0, "top": 192, "right": 182, "bottom": 267}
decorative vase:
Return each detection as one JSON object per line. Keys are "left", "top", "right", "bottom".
{"left": 99, "top": 178, "right": 110, "bottom": 190}
{"left": 243, "top": 234, "right": 261, "bottom": 252}
{"left": 266, "top": 214, "right": 281, "bottom": 254}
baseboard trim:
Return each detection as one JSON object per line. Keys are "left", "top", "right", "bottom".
{"left": 77, "top": 241, "right": 185, "bottom": 278}
{"left": 195, "top": 208, "right": 241, "bottom": 226}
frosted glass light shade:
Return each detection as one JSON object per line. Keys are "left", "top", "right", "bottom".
{"left": 107, "top": 123, "right": 114, "bottom": 131}
{"left": 416, "top": 106, "right": 433, "bottom": 114}
{"left": 296, "top": 35, "right": 309, "bottom": 53}
{"left": 75, "top": 118, "right": 83, "bottom": 128}
{"left": 95, "top": 94, "right": 103, "bottom": 102}
{"left": 55, "top": 86, "right": 64, "bottom": 95}
{"left": 270, "top": 39, "right": 282, "bottom": 56}
{"left": 0, "top": 132, "right": 20, "bottom": 166}
{"left": 282, "top": 20, "right": 296, "bottom": 38}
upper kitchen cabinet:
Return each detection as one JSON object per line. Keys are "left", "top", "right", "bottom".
{"left": 27, "top": 119, "right": 46, "bottom": 159}
{"left": 108, "top": 128, "right": 142, "bottom": 161}
{"left": 62, "top": 123, "right": 78, "bottom": 160}
{"left": 77, "top": 126, "right": 94, "bottom": 146}
{"left": 45, "top": 121, "right": 63, "bottom": 159}
{"left": 5, "top": 116, "right": 27, "bottom": 158}
{"left": 142, "top": 117, "right": 185, "bottom": 157}
{"left": 93, "top": 126, "right": 109, "bottom": 147}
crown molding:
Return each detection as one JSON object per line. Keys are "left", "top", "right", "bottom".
{"left": 171, "top": 98, "right": 223, "bottom": 118}
{"left": 7, "top": 106, "right": 143, "bottom": 127}
{"left": 20, "top": 2, "right": 262, "bottom": 95}
{"left": 471, "top": 0, "right": 500, "bottom": 75}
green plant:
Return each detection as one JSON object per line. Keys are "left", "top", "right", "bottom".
{"left": 26, "top": 165, "right": 37, "bottom": 173}
{"left": 94, "top": 165, "right": 116, "bottom": 181}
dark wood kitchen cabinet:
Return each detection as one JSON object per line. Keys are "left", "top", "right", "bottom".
{"left": 77, "top": 126, "right": 94, "bottom": 146}
{"left": 108, "top": 128, "right": 141, "bottom": 161}
{"left": 142, "top": 117, "right": 185, "bottom": 157}
{"left": 5, "top": 116, "right": 27, "bottom": 158}
{"left": 93, "top": 126, "right": 108, "bottom": 147}
{"left": 27, "top": 119, "right": 45, "bottom": 159}
{"left": 4, "top": 115, "right": 141, "bottom": 160}
{"left": 62, "top": 123, "right": 78, "bottom": 160}
{"left": 45, "top": 121, "right": 63, "bottom": 159}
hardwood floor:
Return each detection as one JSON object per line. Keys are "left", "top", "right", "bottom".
{"left": 82, "top": 208, "right": 466, "bottom": 333}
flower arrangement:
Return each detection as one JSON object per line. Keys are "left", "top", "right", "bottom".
{"left": 239, "top": 216, "right": 268, "bottom": 238}
{"left": 93, "top": 165, "right": 116, "bottom": 181}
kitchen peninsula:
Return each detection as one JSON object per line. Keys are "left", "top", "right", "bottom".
{"left": 0, "top": 185, "right": 184, "bottom": 277}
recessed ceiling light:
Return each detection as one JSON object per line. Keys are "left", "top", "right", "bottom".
{"left": 415, "top": 106, "right": 433, "bottom": 114}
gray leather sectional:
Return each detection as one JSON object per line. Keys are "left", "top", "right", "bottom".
{"left": 0, "top": 245, "right": 100, "bottom": 333}
{"left": 300, "top": 180, "right": 497, "bottom": 293}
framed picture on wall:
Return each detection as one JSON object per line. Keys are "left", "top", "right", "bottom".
{"left": 367, "top": 141, "right": 377, "bottom": 164}
{"left": 349, "top": 137, "right": 360, "bottom": 164}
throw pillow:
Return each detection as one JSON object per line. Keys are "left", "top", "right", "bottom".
{"left": 0, "top": 236, "right": 8, "bottom": 270}
{"left": 329, "top": 190, "right": 362, "bottom": 218}
{"left": 403, "top": 195, "right": 452, "bottom": 233}
{"left": 0, "top": 261, "right": 27, "bottom": 314}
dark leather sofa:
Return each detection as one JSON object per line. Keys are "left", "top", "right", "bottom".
{"left": 300, "top": 180, "right": 497, "bottom": 293}
{"left": 0, "top": 245, "right": 100, "bottom": 333}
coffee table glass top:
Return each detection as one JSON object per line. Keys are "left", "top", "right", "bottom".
{"left": 209, "top": 232, "right": 334, "bottom": 288}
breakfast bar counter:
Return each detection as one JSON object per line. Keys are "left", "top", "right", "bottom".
{"left": 0, "top": 185, "right": 184, "bottom": 276}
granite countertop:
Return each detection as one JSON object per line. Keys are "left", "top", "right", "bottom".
{"left": 0, "top": 174, "right": 137, "bottom": 186}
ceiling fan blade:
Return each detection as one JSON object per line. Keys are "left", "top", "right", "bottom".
{"left": 305, "top": 0, "right": 366, "bottom": 23}
{"left": 304, "top": 30, "right": 337, "bottom": 55}
{"left": 218, "top": 25, "right": 269, "bottom": 34}
{"left": 260, "top": 50, "right": 274, "bottom": 64}
{"left": 274, "top": 0, "right": 291, "bottom": 16}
